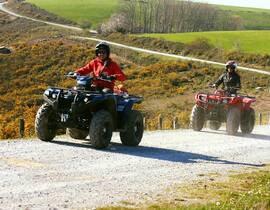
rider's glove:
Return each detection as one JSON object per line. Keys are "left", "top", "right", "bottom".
{"left": 209, "top": 83, "right": 216, "bottom": 88}
{"left": 100, "top": 72, "right": 106, "bottom": 77}
{"left": 100, "top": 72, "right": 108, "bottom": 79}
{"left": 67, "top": 71, "right": 77, "bottom": 78}
{"left": 107, "top": 75, "right": 116, "bottom": 81}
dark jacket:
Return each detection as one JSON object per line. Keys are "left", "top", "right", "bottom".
{"left": 214, "top": 71, "right": 241, "bottom": 94}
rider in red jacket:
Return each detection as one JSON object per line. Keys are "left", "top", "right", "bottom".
{"left": 76, "top": 42, "right": 126, "bottom": 91}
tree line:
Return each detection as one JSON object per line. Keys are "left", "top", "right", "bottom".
{"left": 100, "top": 0, "right": 243, "bottom": 33}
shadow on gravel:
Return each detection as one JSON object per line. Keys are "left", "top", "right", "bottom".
{"left": 51, "top": 140, "right": 264, "bottom": 167}
{"left": 243, "top": 133, "right": 270, "bottom": 141}
{"left": 201, "top": 131, "right": 270, "bottom": 141}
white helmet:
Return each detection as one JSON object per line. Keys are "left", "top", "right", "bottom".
{"left": 225, "top": 60, "right": 237, "bottom": 70}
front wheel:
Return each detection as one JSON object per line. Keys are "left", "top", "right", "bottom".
{"left": 240, "top": 108, "right": 255, "bottom": 134}
{"left": 209, "top": 121, "right": 222, "bottom": 130}
{"left": 190, "top": 104, "right": 205, "bottom": 131}
{"left": 89, "top": 110, "right": 113, "bottom": 149}
{"left": 120, "top": 110, "right": 144, "bottom": 146}
{"left": 35, "top": 104, "right": 57, "bottom": 141}
{"left": 226, "top": 106, "right": 240, "bottom": 135}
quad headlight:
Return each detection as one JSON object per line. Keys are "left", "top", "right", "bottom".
{"left": 44, "top": 89, "right": 51, "bottom": 96}
{"left": 52, "top": 93, "right": 58, "bottom": 99}
{"left": 199, "top": 95, "right": 207, "bottom": 102}
{"left": 44, "top": 88, "right": 59, "bottom": 99}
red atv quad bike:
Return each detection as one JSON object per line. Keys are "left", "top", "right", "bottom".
{"left": 190, "top": 86, "right": 256, "bottom": 135}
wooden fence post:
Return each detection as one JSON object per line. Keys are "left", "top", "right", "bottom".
{"left": 143, "top": 117, "right": 147, "bottom": 130}
{"left": 158, "top": 114, "right": 163, "bottom": 130}
{"left": 19, "top": 118, "right": 25, "bottom": 138}
{"left": 259, "top": 113, "right": 262, "bottom": 125}
{"left": 172, "top": 116, "right": 178, "bottom": 130}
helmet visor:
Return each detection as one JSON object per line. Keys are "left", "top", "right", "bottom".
{"left": 97, "top": 49, "right": 107, "bottom": 55}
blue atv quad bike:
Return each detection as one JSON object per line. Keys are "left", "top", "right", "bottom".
{"left": 35, "top": 73, "right": 144, "bottom": 149}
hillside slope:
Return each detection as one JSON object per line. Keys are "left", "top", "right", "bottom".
{"left": 219, "top": 5, "right": 270, "bottom": 29}
{"left": 138, "top": 30, "right": 270, "bottom": 54}
{"left": 22, "top": 0, "right": 270, "bottom": 31}
{"left": 25, "top": 0, "right": 120, "bottom": 28}
{"left": 1, "top": 11, "right": 270, "bottom": 139}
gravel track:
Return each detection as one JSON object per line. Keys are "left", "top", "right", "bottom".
{"left": 0, "top": 126, "right": 269, "bottom": 210}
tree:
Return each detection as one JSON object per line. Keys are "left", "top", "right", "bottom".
{"left": 100, "top": 13, "right": 129, "bottom": 34}
{"left": 113, "top": 0, "right": 242, "bottom": 34}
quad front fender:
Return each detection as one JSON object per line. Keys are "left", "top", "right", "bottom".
{"left": 242, "top": 97, "right": 256, "bottom": 109}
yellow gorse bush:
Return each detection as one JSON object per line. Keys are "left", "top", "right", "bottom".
{"left": 0, "top": 38, "right": 269, "bottom": 139}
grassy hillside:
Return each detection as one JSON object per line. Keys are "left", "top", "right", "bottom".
{"left": 25, "top": 0, "right": 120, "bottom": 27}
{"left": 103, "top": 33, "right": 270, "bottom": 72}
{"left": 25, "top": 0, "right": 270, "bottom": 30}
{"left": 218, "top": 5, "right": 270, "bottom": 29}
{"left": 2, "top": 38, "right": 269, "bottom": 139}
{"left": 1, "top": 39, "right": 269, "bottom": 139}
{"left": 138, "top": 30, "right": 270, "bottom": 54}
{"left": 218, "top": 5, "right": 270, "bottom": 14}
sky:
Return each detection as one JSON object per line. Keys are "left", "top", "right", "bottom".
{"left": 192, "top": 0, "right": 270, "bottom": 9}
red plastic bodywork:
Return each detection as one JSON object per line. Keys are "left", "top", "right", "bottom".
{"left": 195, "top": 90, "right": 256, "bottom": 111}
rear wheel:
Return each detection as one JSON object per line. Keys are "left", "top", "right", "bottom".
{"left": 209, "top": 121, "right": 222, "bottom": 130}
{"left": 226, "top": 106, "right": 240, "bottom": 135}
{"left": 35, "top": 104, "right": 57, "bottom": 141}
{"left": 120, "top": 110, "right": 144, "bottom": 146}
{"left": 240, "top": 108, "right": 255, "bottom": 134}
{"left": 190, "top": 105, "right": 205, "bottom": 131}
{"left": 67, "top": 128, "right": 88, "bottom": 139}
{"left": 89, "top": 110, "right": 113, "bottom": 149}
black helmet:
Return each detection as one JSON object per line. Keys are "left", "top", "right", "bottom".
{"left": 225, "top": 60, "right": 237, "bottom": 71}
{"left": 95, "top": 42, "right": 110, "bottom": 56}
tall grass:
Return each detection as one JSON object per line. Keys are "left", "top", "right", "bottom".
{"left": 25, "top": 0, "right": 120, "bottom": 27}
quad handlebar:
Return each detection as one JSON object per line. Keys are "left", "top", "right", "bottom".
{"left": 208, "top": 83, "right": 241, "bottom": 93}
{"left": 208, "top": 83, "right": 240, "bottom": 90}
{"left": 66, "top": 71, "right": 114, "bottom": 83}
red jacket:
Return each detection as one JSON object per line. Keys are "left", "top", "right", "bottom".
{"left": 76, "top": 57, "right": 126, "bottom": 90}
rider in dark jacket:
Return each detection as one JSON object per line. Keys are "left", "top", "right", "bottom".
{"left": 212, "top": 61, "right": 241, "bottom": 94}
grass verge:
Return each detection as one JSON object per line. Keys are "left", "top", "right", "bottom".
{"left": 98, "top": 165, "right": 270, "bottom": 210}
